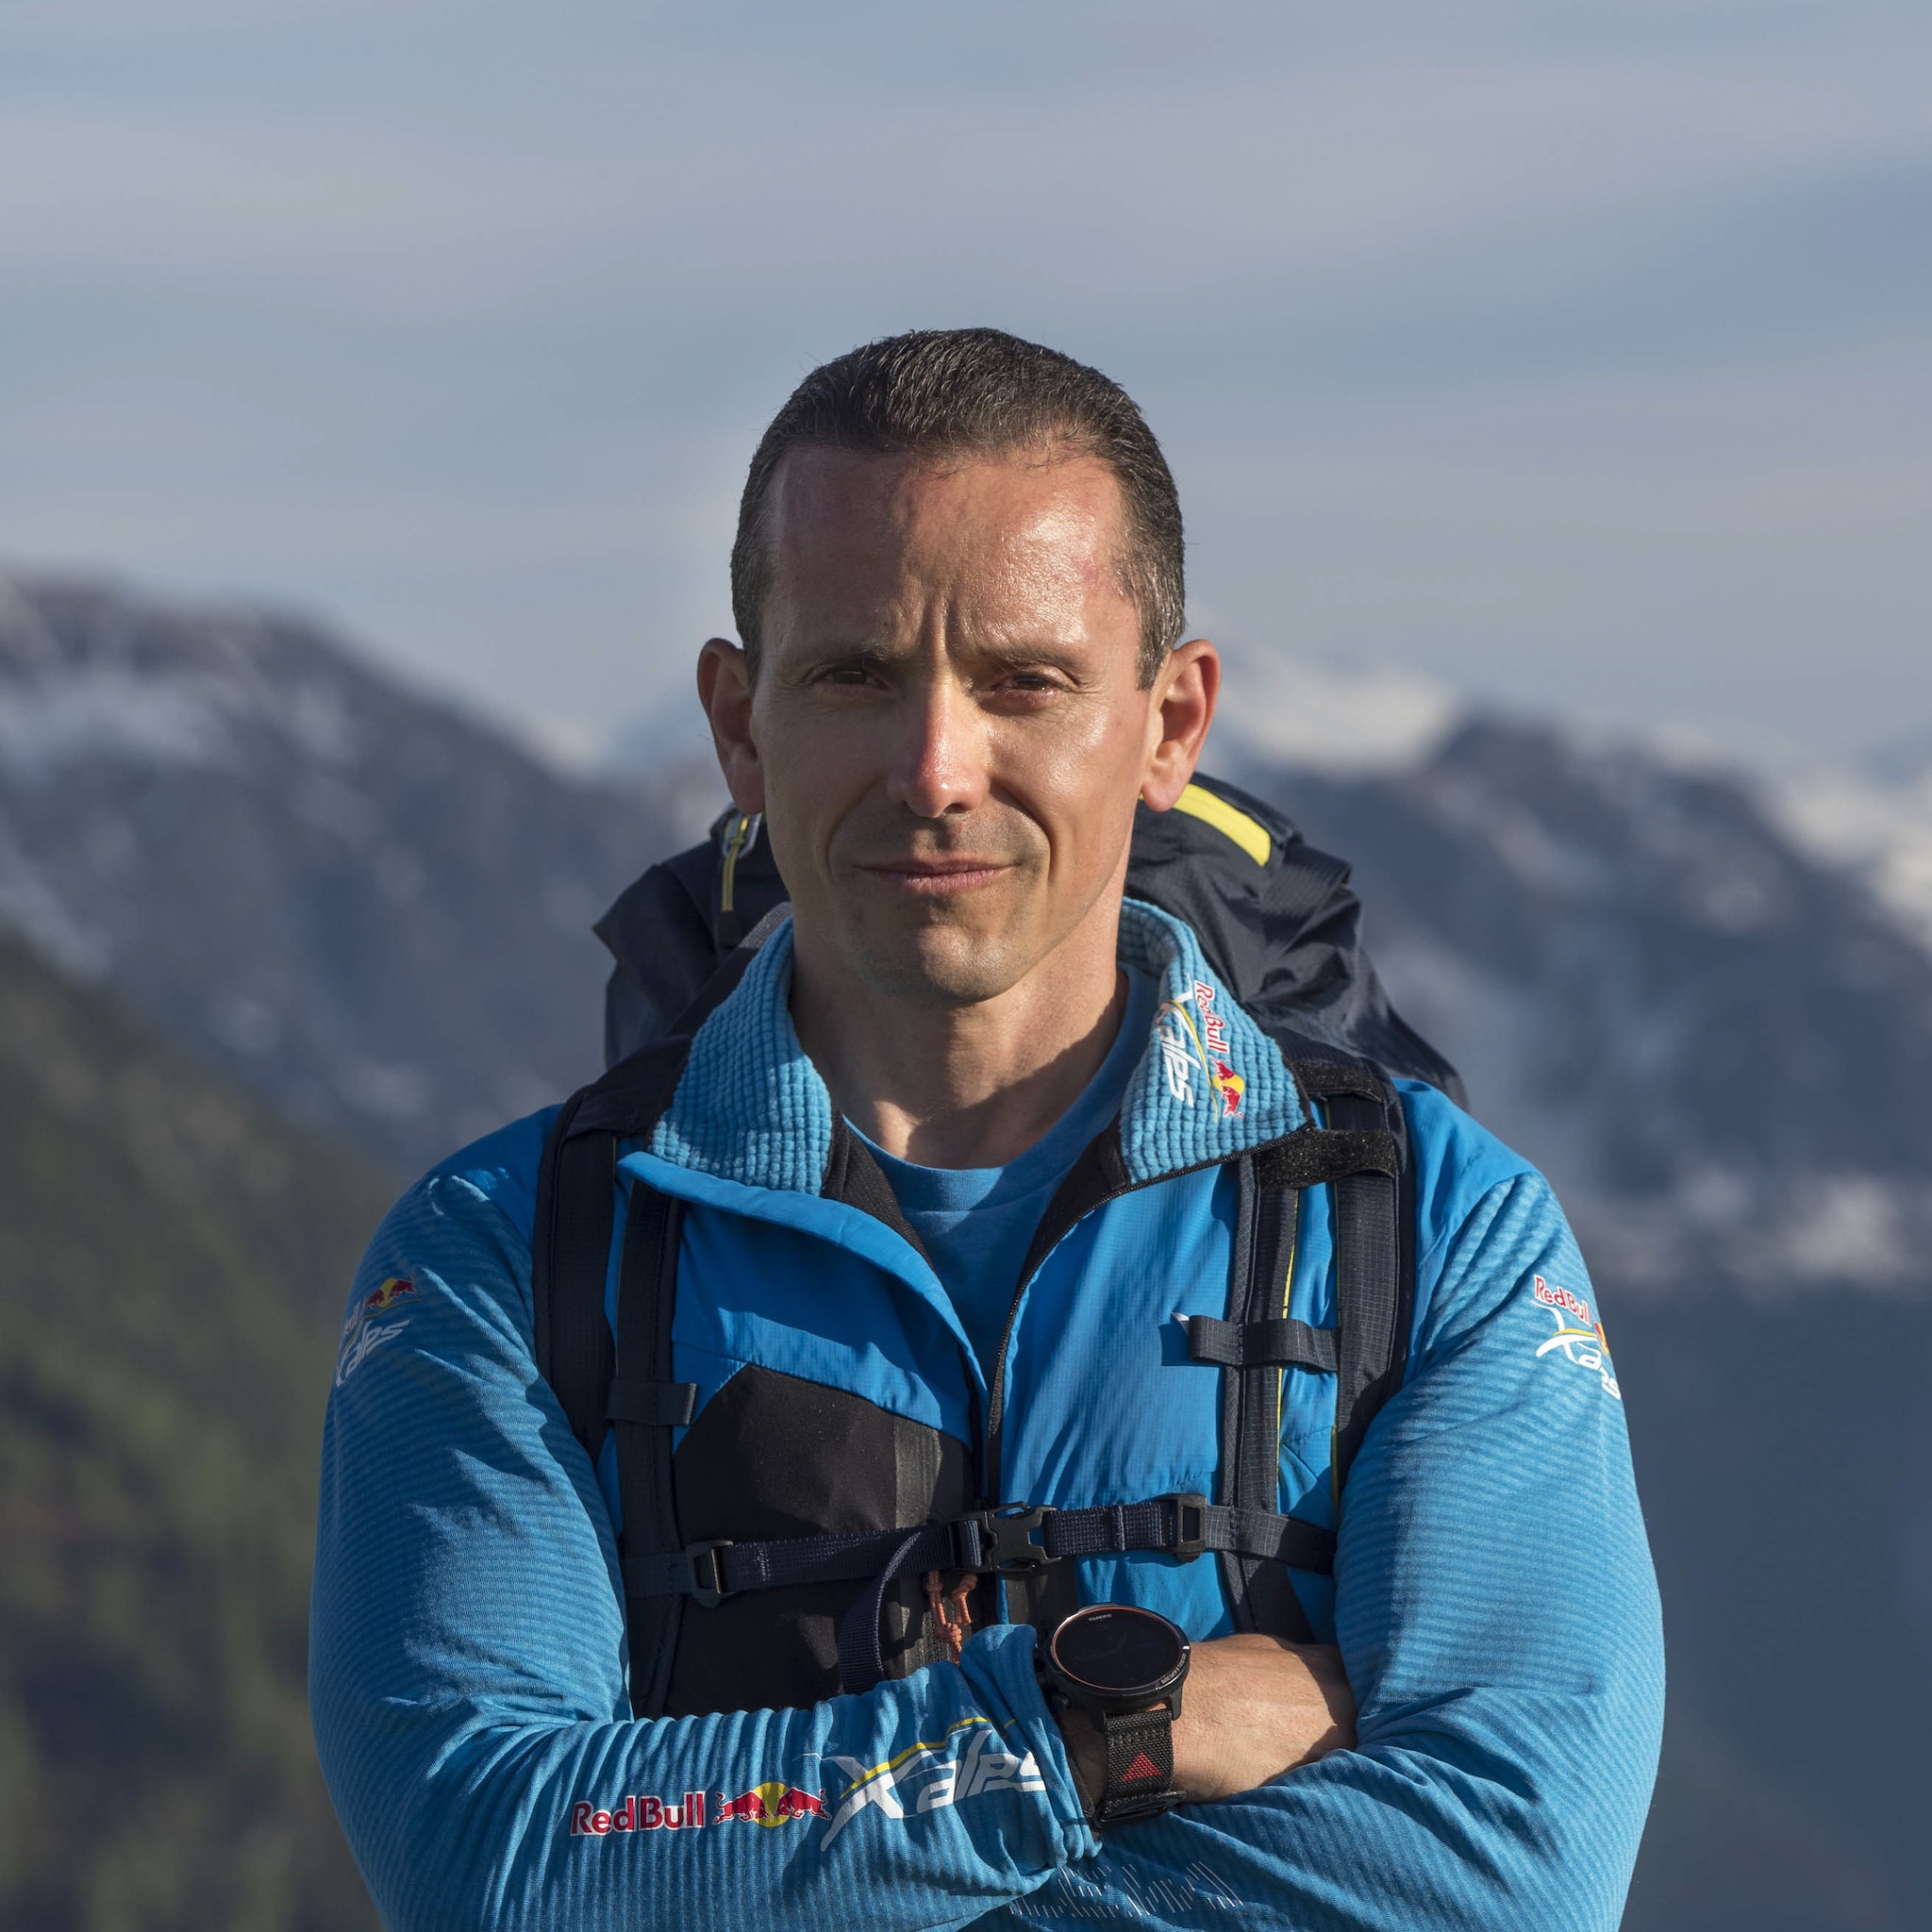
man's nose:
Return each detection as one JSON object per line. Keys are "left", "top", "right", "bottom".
{"left": 885, "top": 674, "right": 990, "bottom": 821}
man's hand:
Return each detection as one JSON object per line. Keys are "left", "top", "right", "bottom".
{"left": 1058, "top": 1635, "right": 1357, "bottom": 1810}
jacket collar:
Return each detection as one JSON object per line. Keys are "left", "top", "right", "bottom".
{"left": 649, "top": 899, "right": 1307, "bottom": 1194}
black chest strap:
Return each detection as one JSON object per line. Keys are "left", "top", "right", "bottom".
{"left": 623, "top": 1495, "right": 1337, "bottom": 1608}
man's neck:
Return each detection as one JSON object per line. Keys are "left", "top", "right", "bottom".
{"left": 790, "top": 910, "right": 1130, "bottom": 1172}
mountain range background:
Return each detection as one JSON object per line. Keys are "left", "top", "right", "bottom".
{"left": 0, "top": 572, "right": 1926, "bottom": 1930}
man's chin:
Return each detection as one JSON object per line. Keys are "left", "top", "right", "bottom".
{"left": 841, "top": 924, "right": 1030, "bottom": 1008}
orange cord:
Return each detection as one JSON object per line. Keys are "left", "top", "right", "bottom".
{"left": 923, "top": 1570, "right": 977, "bottom": 1661}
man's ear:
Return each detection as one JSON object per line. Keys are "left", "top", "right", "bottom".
{"left": 696, "top": 638, "right": 767, "bottom": 814}
{"left": 1140, "top": 639, "right": 1220, "bottom": 811}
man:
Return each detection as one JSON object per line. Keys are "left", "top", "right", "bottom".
{"left": 311, "top": 328, "right": 1663, "bottom": 1929}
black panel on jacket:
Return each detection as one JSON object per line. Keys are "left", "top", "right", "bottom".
{"left": 667, "top": 1366, "right": 975, "bottom": 1717}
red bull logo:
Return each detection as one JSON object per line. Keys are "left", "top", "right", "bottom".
{"left": 1157, "top": 983, "right": 1245, "bottom": 1117}
{"left": 569, "top": 1790, "right": 707, "bottom": 1836}
{"left": 364, "top": 1275, "right": 415, "bottom": 1314}
{"left": 335, "top": 1275, "right": 416, "bottom": 1389}
{"left": 715, "top": 1781, "right": 826, "bottom": 1826}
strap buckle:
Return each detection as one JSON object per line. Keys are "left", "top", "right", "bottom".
{"left": 965, "top": 1504, "right": 1057, "bottom": 1574}
{"left": 682, "top": 1539, "right": 734, "bottom": 1608}
{"left": 1158, "top": 1492, "right": 1210, "bottom": 1562}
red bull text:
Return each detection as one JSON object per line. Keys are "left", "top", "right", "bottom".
{"left": 568, "top": 1783, "right": 824, "bottom": 1837}
{"left": 569, "top": 1792, "right": 706, "bottom": 1836}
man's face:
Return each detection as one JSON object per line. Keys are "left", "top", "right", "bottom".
{"left": 711, "top": 447, "right": 1192, "bottom": 1008}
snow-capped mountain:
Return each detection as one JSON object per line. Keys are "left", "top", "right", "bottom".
{"left": 1223, "top": 715, "right": 1932, "bottom": 1306}
{"left": 0, "top": 574, "right": 675, "bottom": 1172}
{"left": 1774, "top": 739, "right": 1932, "bottom": 958}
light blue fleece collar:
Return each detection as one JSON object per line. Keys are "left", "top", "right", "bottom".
{"left": 648, "top": 901, "right": 1305, "bottom": 1194}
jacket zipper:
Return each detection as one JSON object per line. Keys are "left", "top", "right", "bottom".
{"left": 718, "top": 811, "right": 761, "bottom": 919}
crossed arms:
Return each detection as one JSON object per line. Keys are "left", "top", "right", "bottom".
{"left": 310, "top": 1161, "right": 1661, "bottom": 1931}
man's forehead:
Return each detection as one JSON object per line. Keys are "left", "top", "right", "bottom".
{"left": 768, "top": 445, "right": 1126, "bottom": 571}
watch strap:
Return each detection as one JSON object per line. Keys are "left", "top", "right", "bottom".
{"left": 1094, "top": 1705, "right": 1181, "bottom": 1824}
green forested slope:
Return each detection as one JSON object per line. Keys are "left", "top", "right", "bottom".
{"left": 0, "top": 937, "right": 391, "bottom": 1931}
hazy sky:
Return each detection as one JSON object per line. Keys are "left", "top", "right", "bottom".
{"left": 2, "top": 1, "right": 1926, "bottom": 767}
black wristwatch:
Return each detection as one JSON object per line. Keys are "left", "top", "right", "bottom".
{"left": 1037, "top": 1605, "right": 1191, "bottom": 1825}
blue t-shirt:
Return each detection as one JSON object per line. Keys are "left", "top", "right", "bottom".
{"left": 858, "top": 966, "right": 1158, "bottom": 1375}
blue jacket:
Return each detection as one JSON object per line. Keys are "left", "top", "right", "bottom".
{"left": 311, "top": 901, "right": 1663, "bottom": 1929}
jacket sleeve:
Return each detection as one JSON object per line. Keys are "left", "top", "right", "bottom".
{"left": 995, "top": 1167, "right": 1665, "bottom": 1932}
{"left": 309, "top": 1166, "right": 1096, "bottom": 1932}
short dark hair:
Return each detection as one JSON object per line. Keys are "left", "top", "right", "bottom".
{"left": 730, "top": 328, "right": 1185, "bottom": 686}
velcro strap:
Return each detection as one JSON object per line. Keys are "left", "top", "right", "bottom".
{"left": 1291, "top": 1060, "right": 1387, "bottom": 1102}
{"left": 606, "top": 1379, "right": 698, "bottom": 1426}
{"left": 1041, "top": 1499, "right": 1335, "bottom": 1575}
{"left": 1184, "top": 1315, "right": 1338, "bottom": 1374}
{"left": 1039, "top": 1498, "right": 1200, "bottom": 1561}
{"left": 1210, "top": 1504, "right": 1336, "bottom": 1573}
{"left": 1256, "top": 1127, "right": 1399, "bottom": 1190}
{"left": 1097, "top": 1707, "right": 1180, "bottom": 1824}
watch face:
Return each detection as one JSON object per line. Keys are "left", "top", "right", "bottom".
{"left": 1050, "top": 1607, "right": 1185, "bottom": 1696}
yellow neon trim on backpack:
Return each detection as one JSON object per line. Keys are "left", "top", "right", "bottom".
{"left": 1173, "top": 783, "right": 1272, "bottom": 868}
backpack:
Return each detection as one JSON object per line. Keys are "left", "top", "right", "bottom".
{"left": 537, "top": 775, "right": 1462, "bottom": 1717}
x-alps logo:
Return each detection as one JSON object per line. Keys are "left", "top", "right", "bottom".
{"left": 1531, "top": 1274, "right": 1620, "bottom": 1401}
{"left": 1156, "top": 979, "right": 1245, "bottom": 1119}
{"left": 333, "top": 1275, "right": 414, "bottom": 1388}
{"left": 820, "top": 1716, "right": 1044, "bottom": 1847}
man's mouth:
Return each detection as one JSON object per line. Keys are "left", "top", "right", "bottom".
{"left": 856, "top": 858, "right": 1013, "bottom": 894}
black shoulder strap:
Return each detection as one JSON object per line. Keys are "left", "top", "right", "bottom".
{"left": 532, "top": 1088, "right": 616, "bottom": 1466}
{"left": 1215, "top": 1148, "right": 1316, "bottom": 1640}
{"left": 533, "top": 1039, "right": 690, "bottom": 1457}
{"left": 1210, "top": 1056, "right": 1414, "bottom": 1641}
{"left": 610, "top": 1179, "right": 688, "bottom": 1716}
{"left": 532, "top": 1044, "right": 692, "bottom": 1719}
{"left": 533, "top": 913, "right": 794, "bottom": 1715}
{"left": 534, "top": 906, "right": 791, "bottom": 1452}
{"left": 1291, "top": 1058, "right": 1416, "bottom": 1496}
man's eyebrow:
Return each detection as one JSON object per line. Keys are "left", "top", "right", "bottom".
{"left": 786, "top": 640, "right": 899, "bottom": 675}
{"left": 785, "top": 637, "right": 1095, "bottom": 680}
{"left": 969, "top": 639, "right": 1094, "bottom": 677}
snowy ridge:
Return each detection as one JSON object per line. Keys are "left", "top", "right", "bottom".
{"left": 1774, "top": 762, "right": 1932, "bottom": 958}
{"left": 1227, "top": 713, "right": 1932, "bottom": 1306}
{"left": 1210, "top": 648, "right": 1461, "bottom": 774}
{"left": 0, "top": 574, "right": 675, "bottom": 1170}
